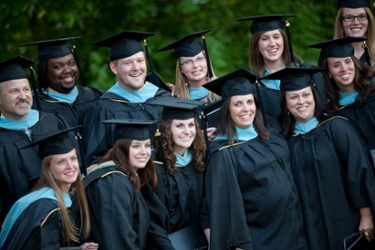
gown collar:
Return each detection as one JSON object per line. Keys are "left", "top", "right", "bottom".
{"left": 216, "top": 125, "right": 258, "bottom": 141}
{"left": 189, "top": 87, "right": 208, "bottom": 100}
{"left": 294, "top": 116, "right": 319, "bottom": 134}
{"left": 174, "top": 149, "right": 192, "bottom": 167}
{"left": 107, "top": 81, "right": 158, "bottom": 102}
{"left": 42, "top": 86, "right": 79, "bottom": 103}
{"left": 338, "top": 90, "right": 358, "bottom": 106}
{"left": 260, "top": 66, "right": 285, "bottom": 90}
{"left": 0, "top": 109, "right": 39, "bottom": 130}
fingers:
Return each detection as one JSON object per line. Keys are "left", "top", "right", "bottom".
{"left": 362, "top": 231, "right": 374, "bottom": 242}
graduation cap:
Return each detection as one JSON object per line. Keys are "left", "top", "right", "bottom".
{"left": 23, "top": 126, "right": 81, "bottom": 160}
{"left": 307, "top": 37, "right": 368, "bottom": 61}
{"left": 236, "top": 14, "right": 298, "bottom": 66}
{"left": 262, "top": 67, "right": 324, "bottom": 94}
{"left": 337, "top": 0, "right": 370, "bottom": 9}
{"left": 0, "top": 56, "right": 36, "bottom": 83}
{"left": 157, "top": 29, "right": 214, "bottom": 78}
{"left": 203, "top": 68, "right": 259, "bottom": 101}
{"left": 102, "top": 119, "right": 157, "bottom": 141}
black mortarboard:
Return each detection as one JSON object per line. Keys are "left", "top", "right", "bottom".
{"left": 0, "top": 56, "right": 36, "bottom": 83}
{"left": 236, "top": 14, "right": 296, "bottom": 34}
{"left": 337, "top": 0, "right": 370, "bottom": 9}
{"left": 262, "top": 68, "right": 324, "bottom": 94}
{"left": 148, "top": 97, "right": 205, "bottom": 120}
{"left": 307, "top": 37, "right": 366, "bottom": 60}
{"left": 103, "top": 119, "right": 156, "bottom": 141}
{"left": 203, "top": 68, "right": 259, "bottom": 101}
{"left": 157, "top": 29, "right": 214, "bottom": 78}
{"left": 20, "top": 37, "right": 80, "bottom": 61}
{"left": 93, "top": 30, "right": 154, "bottom": 61}
{"left": 23, "top": 126, "right": 80, "bottom": 160}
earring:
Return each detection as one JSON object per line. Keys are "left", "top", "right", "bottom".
{"left": 329, "top": 75, "right": 332, "bottom": 79}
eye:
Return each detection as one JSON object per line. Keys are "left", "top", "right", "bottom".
{"left": 145, "top": 143, "right": 151, "bottom": 148}
{"left": 196, "top": 57, "right": 205, "bottom": 62}
{"left": 132, "top": 144, "right": 139, "bottom": 149}
{"left": 247, "top": 99, "right": 254, "bottom": 105}
{"left": 176, "top": 124, "right": 183, "bottom": 128}
{"left": 137, "top": 59, "right": 144, "bottom": 63}
{"left": 303, "top": 93, "right": 310, "bottom": 97}
{"left": 124, "top": 61, "right": 132, "bottom": 66}
{"left": 261, "top": 37, "right": 268, "bottom": 41}
{"left": 53, "top": 65, "right": 62, "bottom": 69}
{"left": 234, "top": 102, "right": 242, "bottom": 107}
{"left": 58, "top": 159, "right": 65, "bottom": 164}
{"left": 188, "top": 122, "right": 195, "bottom": 127}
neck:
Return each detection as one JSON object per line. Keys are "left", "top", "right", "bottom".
{"left": 338, "top": 84, "right": 355, "bottom": 93}
{"left": 188, "top": 77, "right": 207, "bottom": 88}
{"left": 174, "top": 146, "right": 187, "bottom": 156}
{"left": 1, "top": 113, "right": 28, "bottom": 121}
{"left": 118, "top": 81, "right": 144, "bottom": 93}
{"left": 352, "top": 41, "right": 365, "bottom": 60}
{"left": 264, "top": 59, "right": 285, "bottom": 73}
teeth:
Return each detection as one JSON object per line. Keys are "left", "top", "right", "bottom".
{"left": 268, "top": 49, "right": 277, "bottom": 53}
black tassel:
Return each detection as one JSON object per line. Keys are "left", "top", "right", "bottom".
{"left": 285, "top": 19, "right": 299, "bottom": 67}
{"left": 202, "top": 36, "right": 214, "bottom": 79}
{"left": 363, "top": 41, "right": 371, "bottom": 66}
{"left": 71, "top": 45, "right": 85, "bottom": 87}
{"left": 29, "top": 66, "right": 42, "bottom": 110}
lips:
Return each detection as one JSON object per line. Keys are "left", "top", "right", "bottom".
{"left": 65, "top": 171, "right": 76, "bottom": 177}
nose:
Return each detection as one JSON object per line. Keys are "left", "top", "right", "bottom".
{"left": 132, "top": 61, "right": 140, "bottom": 70}
{"left": 297, "top": 96, "right": 304, "bottom": 104}
{"left": 139, "top": 146, "right": 148, "bottom": 154}
{"left": 18, "top": 90, "right": 27, "bottom": 99}
{"left": 243, "top": 103, "right": 251, "bottom": 111}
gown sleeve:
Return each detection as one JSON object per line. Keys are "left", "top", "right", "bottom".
{"left": 205, "top": 147, "right": 253, "bottom": 249}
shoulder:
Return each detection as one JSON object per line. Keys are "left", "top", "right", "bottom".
{"left": 77, "top": 86, "right": 104, "bottom": 98}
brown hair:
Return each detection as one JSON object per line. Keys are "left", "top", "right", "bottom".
{"left": 323, "top": 56, "right": 375, "bottom": 113}
{"left": 153, "top": 118, "right": 206, "bottom": 175}
{"left": 175, "top": 51, "right": 221, "bottom": 101}
{"left": 216, "top": 95, "right": 270, "bottom": 145}
{"left": 249, "top": 29, "right": 302, "bottom": 77}
{"left": 33, "top": 149, "right": 90, "bottom": 244}
{"left": 334, "top": 7, "right": 375, "bottom": 65}
{"left": 99, "top": 138, "right": 157, "bottom": 192}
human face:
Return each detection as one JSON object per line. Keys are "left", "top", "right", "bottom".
{"left": 0, "top": 79, "right": 32, "bottom": 120}
{"left": 110, "top": 51, "right": 147, "bottom": 92}
{"left": 257, "top": 30, "right": 284, "bottom": 66}
{"left": 229, "top": 94, "right": 256, "bottom": 129}
{"left": 47, "top": 54, "right": 79, "bottom": 94}
{"left": 171, "top": 118, "right": 196, "bottom": 156}
{"left": 49, "top": 149, "right": 79, "bottom": 193}
{"left": 342, "top": 8, "right": 368, "bottom": 37}
{"left": 129, "top": 139, "right": 151, "bottom": 170}
{"left": 180, "top": 52, "right": 207, "bottom": 88}
{"left": 327, "top": 57, "right": 355, "bottom": 92}
{"left": 285, "top": 87, "right": 315, "bottom": 123}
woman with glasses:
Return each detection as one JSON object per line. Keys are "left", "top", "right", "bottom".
{"left": 334, "top": 0, "right": 375, "bottom": 65}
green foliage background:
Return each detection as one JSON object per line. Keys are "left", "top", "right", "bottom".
{"left": 1, "top": 0, "right": 340, "bottom": 91}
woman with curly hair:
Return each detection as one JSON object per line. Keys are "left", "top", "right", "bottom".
{"left": 308, "top": 37, "right": 375, "bottom": 152}
{"left": 150, "top": 97, "right": 207, "bottom": 248}
{"left": 0, "top": 128, "right": 97, "bottom": 250}
{"left": 334, "top": 0, "right": 375, "bottom": 65}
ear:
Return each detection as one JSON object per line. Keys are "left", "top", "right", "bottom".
{"left": 109, "top": 61, "right": 118, "bottom": 75}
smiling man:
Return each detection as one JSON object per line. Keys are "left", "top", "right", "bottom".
{"left": 0, "top": 56, "right": 71, "bottom": 224}
{"left": 20, "top": 37, "right": 103, "bottom": 129}
{"left": 82, "top": 30, "right": 171, "bottom": 165}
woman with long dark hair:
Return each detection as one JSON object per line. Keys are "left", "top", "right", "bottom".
{"left": 201, "top": 68, "right": 307, "bottom": 250}
{"left": 264, "top": 67, "right": 375, "bottom": 249}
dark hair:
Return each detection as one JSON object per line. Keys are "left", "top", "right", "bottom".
{"left": 99, "top": 139, "right": 157, "bottom": 192}
{"left": 323, "top": 56, "right": 375, "bottom": 114}
{"left": 249, "top": 29, "right": 302, "bottom": 77}
{"left": 216, "top": 94, "right": 269, "bottom": 145}
{"left": 153, "top": 118, "right": 206, "bottom": 175}
{"left": 280, "top": 86, "right": 332, "bottom": 138}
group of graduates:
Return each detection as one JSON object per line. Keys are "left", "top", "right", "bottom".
{"left": 2, "top": 0, "right": 375, "bottom": 249}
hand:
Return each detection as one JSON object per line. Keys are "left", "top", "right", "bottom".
{"left": 167, "top": 83, "right": 180, "bottom": 97}
{"left": 359, "top": 207, "right": 374, "bottom": 242}
{"left": 80, "top": 242, "right": 99, "bottom": 250}
{"left": 206, "top": 127, "right": 217, "bottom": 143}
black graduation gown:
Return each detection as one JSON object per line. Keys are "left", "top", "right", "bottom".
{"left": 204, "top": 123, "right": 307, "bottom": 250}
{"left": 339, "top": 92, "right": 375, "bottom": 152}
{"left": 1, "top": 198, "right": 76, "bottom": 249}
{"left": 32, "top": 86, "right": 103, "bottom": 129}
{"left": 258, "top": 63, "right": 327, "bottom": 126}
{"left": 287, "top": 116, "right": 375, "bottom": 250}
{"left": 84, "top": 166, "right": 150, "bottom": 250}
{"left": 82, "top": 88, "right": 169, "bottom": 165}
{"left": 0, "top": 112, "right": 69, "bottom": 224}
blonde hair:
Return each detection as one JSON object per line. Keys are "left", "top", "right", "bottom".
{"left": 175, "top": 51, "right": 221, "bottom": 101}
{"left": 334, "top": 7, "right": 375, "bottom": 65}
{"left": 33, "top": 149, "right": 90, "bottom": 245}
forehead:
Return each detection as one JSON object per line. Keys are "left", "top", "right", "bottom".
{"left": 120, "top": 51, "right": 145, "bottom": 61}
{"left": 327, "top": 56, "right": 353, "bottom": 63}
{"left": 0, "top": 78, "right": 30, "bottom": 91}
{"left": 180, "top": 51, "right": 204, "bottom": 61}
{"left": 230, "top": 93, "right": 254, "bottom": 101}
{"left": 259, "top": 29, "right": 282, "bottom": 37}
{"left": 342, "top": 7, "right": 366, "bottom": 15}
{"left": 285, "top": 86, "right": 312, "bottom": 95}
{"left": 47, "top": 53, "right": 75, "bottom": 64}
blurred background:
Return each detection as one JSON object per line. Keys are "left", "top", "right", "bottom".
{"left": 1, "top": 0, "right": 340, "bottom": 91}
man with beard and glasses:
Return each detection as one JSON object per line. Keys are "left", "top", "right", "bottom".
{"left": 82, "top": 30, "right": 173, "bottom": 166}
{"left": 20, "top": 37, "right": 103, "bottom": 130}
{"left": 0, "top": 56, "right": 72, "bottom": 224}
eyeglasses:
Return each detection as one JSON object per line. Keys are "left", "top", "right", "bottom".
{"left": 342, "top": 14, "right": 368, "bottom": 22}
{"left": 180, "top": 57, "right": 206, "bottom": 67}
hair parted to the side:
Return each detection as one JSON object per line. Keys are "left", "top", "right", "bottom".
{"left": 280, "top": 86, "right": 332, "bottom": 138}
{"left": 33, "top": 148, "right": 90, "bottom": 245}
{"left": 249, "top": 29, "right": 302, "bottom": 78}
{"left": 334, "top": 7, "right": 375, "bottom": 66}
{"left": 153, "top": 118, "right": 206, "bottom": 175}
{"left": 323, "top": 56, "right": 375, "bottom": 114}
{"left": 175, "top": 50, "right": 221, "bottom": 101}
{"left": 216, "top": 94, "right": 269, "bottom": 145}
{"left": 99, "top": 138, "right": 157, "bottom": 192}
